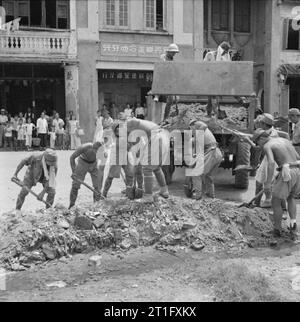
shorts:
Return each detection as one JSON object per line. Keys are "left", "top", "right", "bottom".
{"left": 272, "top": 168, "right": 300, "bottom": 200}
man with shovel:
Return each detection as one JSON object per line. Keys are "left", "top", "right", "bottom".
{"left": 69, "top": 141, "right": 103, "bottom": 209}
{"left": 12, "top": 149, "right": 58, "bottom": 210}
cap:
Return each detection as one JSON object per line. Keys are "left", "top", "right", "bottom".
{"left": 289, "top": 108, "right": 300, "bottom": 116}
{"left": 0, "top": 108, "right": 5, "bottom": 112}
{"left": 252, "top": 129, "right": 270, "bottom": 143}
{"left": 261, "top": 113, "right": 274, "bottom": 126}
{"left": 44, "top": 149, "right": 57, "bottom": 166}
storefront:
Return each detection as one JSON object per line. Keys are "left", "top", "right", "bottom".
{"left": 0, "top": 63, "right": 65, "bottom": 119}
{"left": 98, "top": 69, "right": 153, "bottom": 109}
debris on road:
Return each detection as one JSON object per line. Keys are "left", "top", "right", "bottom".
{"left": 88, "top": 255, "right": 102, "bottom": 267}
{"left": 46, "top": 281, "right": 67, "bottom": 289}
{"left": 0, "top": 197, "right": 277, "bottom": 271}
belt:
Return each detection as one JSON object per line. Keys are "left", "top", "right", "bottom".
{"left": 293, "top": 143, "right": 300, "bottom": 147}
{"left": 80, "top": 157, "right": 96, "bottom": 164}
{"left": 277, "top": 164, "right": 300, "bottom": 171}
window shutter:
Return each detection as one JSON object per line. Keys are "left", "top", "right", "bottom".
{"left": 282, "top": 18, "right": 289, "bottom": 50}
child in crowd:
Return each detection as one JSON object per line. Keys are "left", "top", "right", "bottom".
{"left": 17, "top": 118, "right": 26, "bottom": 150}
{"left": 12, "top": 115, "right": 19, "bottom": 149}
{"left": 4, "top": 121, "right": 13, "bottom": 149}
{"left": 25, "top": 118, "right": 35, "bottom": 150}
{"left": 49, "top": 126, "right": 56, "bottom": 149}
{"left": 56, "top": 123, "right": 65, "bottom": 150}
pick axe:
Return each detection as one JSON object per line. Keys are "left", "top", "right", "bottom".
{"left": 11, "top": 177, "right": 52, "bottom": 208}
{"left": 71, "top": 175, "right": 103, "bottom": 200}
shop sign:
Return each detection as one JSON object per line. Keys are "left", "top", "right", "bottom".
{"left": 101, "top": 42, "right": 168, "bottom": 58}
{"left": 99, "top": 70, "right": 153, "bottom": 82}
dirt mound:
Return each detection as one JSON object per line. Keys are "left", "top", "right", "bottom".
{"left": 165, "top": 103, "right": 248, "bottom": 131}
{"left": 0, "top": 197, "right": 274, "bottom": 271}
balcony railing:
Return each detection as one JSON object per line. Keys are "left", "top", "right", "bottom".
{"left": 0, "top": 30, "right": 76, "bottom": 59}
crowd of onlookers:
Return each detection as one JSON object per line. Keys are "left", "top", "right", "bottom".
{"left": 0, "top": 108, "right": 83, "bottom": 151}
{"left": 0, "top": 102, "right": 147, "bottom": 152}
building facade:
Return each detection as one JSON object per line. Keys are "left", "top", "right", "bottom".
{"left": 0, "top": 0, "right": 78, "bottom": 120}
{"left": 76, "top": 0, "right": 205, "bottom": 140}
{"left": 1, "top": 0, "right": 299, "bottom": 140}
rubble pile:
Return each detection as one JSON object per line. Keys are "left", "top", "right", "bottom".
{"left": 165, "top": 103, "right": 248, "bottom": 131}
{"left": 0, "top": 197, "right": 274, "bottom": 271}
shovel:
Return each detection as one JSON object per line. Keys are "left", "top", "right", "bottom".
{"left": 11, "top": 177, "right": 52, "bottom": 208}
{"left": 72, "top": 175, "right": 103, "bottom": 199}
{"left": 238, "top": 190, "right": 264, "bottom": 209}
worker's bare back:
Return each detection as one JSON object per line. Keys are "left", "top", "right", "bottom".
{"left": 265, "top": 138, "right": 299, "bottom": 166}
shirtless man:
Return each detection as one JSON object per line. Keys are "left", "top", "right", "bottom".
{"left": 254, "top": 129, "right": 300, "bottom": 236}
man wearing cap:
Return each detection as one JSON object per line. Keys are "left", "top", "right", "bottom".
{"left": 289, "top": 108, "right": 300, "bottom": 156}
{"left": 156, "top": 43, "right": 180, "bottom": 122}
{"left": 12, "top": 149, "right": 58, "bottom": 210}
{"left": 69, "top": 141, "right": 103, "bottom": 209}
{"left": 0, "top": 109, "right": 8, "bottom": 148}
{"left": 187, "top": 120, "right": 223, "bottom": 200}
{"left": 254, "top": 129, "right": 300, "bottom": 236}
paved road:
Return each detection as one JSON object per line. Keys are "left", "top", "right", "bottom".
{"left": 0, "top": 150, "right": 255, "bottom": 213}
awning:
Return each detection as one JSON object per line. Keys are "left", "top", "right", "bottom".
{"left": 278, "top": 64, "right": 300, "bottom": 78}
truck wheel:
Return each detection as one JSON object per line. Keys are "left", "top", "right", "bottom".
{"left": 235, "top": 142, "right": 250, "bottom": 189}
{"left": 162, "top": 165, "right": 173, "bottom": 185}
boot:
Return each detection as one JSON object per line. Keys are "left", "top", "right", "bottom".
{"left": 135, "top": 188, "right": 143, "bottom": 199}
{"left": 159, "top": 185, "right": 169, "bottom": 199}
{"left": 126, "top": 186, "right": 135, "bottom": 200}
{"left": 205, "top": 176, "right": 215, "bottom": 199}
{"left": 153, "top": 168, "right": 167, "bottom": 188}
{"left": 102, "top": 177, "right": 113, "bottom": 198}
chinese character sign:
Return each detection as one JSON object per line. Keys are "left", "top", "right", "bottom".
{"left": 101, "top": 42, "right": 168, "bottom": 58}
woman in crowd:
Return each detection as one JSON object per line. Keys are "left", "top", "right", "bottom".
{"left": 93, "top": 109, "right": 104, "bottom": 143}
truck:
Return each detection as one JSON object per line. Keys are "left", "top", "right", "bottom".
{"left": 148, "top": 61, "right": 257, "bottom": 189}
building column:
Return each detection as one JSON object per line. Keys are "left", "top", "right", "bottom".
{"left": 193, "top": 0, "right": 204, "bottom": 62}
{"left": 64, "top": 63, "right": 80, "bottom": 120}
{"left": 264, "top": 0, "right": 281, "bottom": 114}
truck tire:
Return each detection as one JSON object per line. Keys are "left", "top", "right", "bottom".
{"left": 235, "top": 142, "right": 250, "bottom": 189}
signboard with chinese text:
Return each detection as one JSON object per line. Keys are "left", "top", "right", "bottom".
{"left": 100, "top": 42, "right": 168, "bottom": 58}
{"left": 99, "top": 70, "right": 153, "bottom": 83}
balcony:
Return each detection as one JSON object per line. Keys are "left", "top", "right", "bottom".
{"left": 0, "top": 29, "right": 77, "bottom": 62}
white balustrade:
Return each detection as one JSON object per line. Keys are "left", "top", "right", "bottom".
{"left": 0, "top": 30, "right": 73, "bottom": 57}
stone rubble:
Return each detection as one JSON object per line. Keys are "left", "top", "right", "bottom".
{"left": 0, "top": 197, "right": 281, "bottom": 271}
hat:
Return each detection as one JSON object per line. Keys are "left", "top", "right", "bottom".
{"left": 166, "top": 43, "right": 179, "bottom": 53}
{"left": 0, "top": 108, "right": 5, "bottom": 112}
{"left": 289, "top": 108, "right": 300, "bottom": 116}
{"left": 44, "top": 149, "right": 57, "bottom": 166}
{"left": 252, "top": 129, "right": 270, "bottom": 143}
{"left": 261, "top": 113, "right": 274, "bottom": 126}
